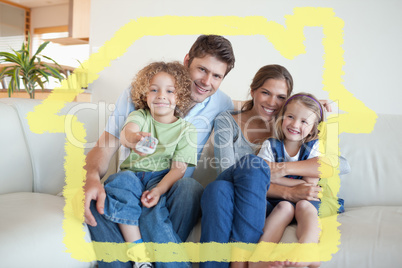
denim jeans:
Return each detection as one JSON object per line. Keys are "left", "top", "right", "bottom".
{"left": 200, "top": 154, "right": 271, "bottom": 268}
{"left": 103, "top": 169, "right": 170, "bottom": 225}
{"left": 88, "top": 172, "right": 203, "bottom": 268}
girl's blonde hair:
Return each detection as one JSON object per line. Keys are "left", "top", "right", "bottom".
{"left": 131, "top": 61, "right": 192, "bottom": 117}
{"left": 274, "top": 92, "right": 325, "bottom": 143}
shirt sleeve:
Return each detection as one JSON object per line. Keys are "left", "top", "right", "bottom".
{"left": 214, "top": 112, "right": 236, "bottom": 174}
{"left": 172, "top": 122, "right": 198, "bottom": 167}
{"left": 123, "top": 109, "right": 147, "bottom": 130}
{"left": 105, "top": 86, "right": 135, "bottom": 139}
{"left": 308, "top": 141, "right": 320, "bottom": 159}
{"left": 257, "top": 140, "right": 275, "bottom": 162}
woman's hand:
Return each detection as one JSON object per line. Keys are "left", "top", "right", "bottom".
{"left": 267, "top": 182, "right": 322, "bottom": 203}
{"left": 319, "top": 99, "right": 332, "bottom": 112}
{"left": 265, "top": 161, "right": 287, "bottom": 180}
{"left": 283, "top": 183, "right": 322, "bottom": 203}
{"left": 303, "top": 177, "right": 319, "bottom": 186}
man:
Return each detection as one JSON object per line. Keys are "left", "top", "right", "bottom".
{"left": 84, "top": 35, "right": 236, "bottom": 268}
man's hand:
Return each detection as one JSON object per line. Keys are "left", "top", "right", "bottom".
{"left": 283, "top": 183, "right": 322, "bottom": 203}
{"left": 141, "top": 187, "right": 162, "bottom": 208}
{"left": 84, "top": 177, "right": 106, "bottom": 227}
{"left": 82, "top": 131, "right": 120, "bottom": 227}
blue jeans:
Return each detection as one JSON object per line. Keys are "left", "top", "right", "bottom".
{"left": 88, "top": 172, "right": 203, "bottom": 268}
{"left": 103, "top": 169, "right": 169, "bottom": 225}
{"left": 200, "top": 155, "right": 271, "bottom": 268}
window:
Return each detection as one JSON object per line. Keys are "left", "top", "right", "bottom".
{"left": 32, "top": 29, "right": 90, "bottom": 89}
{"left": 0, "top": 2, "right": 27, "bottom": 53}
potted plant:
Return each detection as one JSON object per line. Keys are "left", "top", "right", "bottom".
{"left": 0, "top": 35, "right": 65, "bottom": 99}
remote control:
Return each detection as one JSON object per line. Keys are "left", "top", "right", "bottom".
{"left": 135, "top": 136, "right": 158, "bottom": 154}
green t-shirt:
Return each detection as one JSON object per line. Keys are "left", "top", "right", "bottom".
{"left": 120, "top": 109, "right": 197, "bottom": 172}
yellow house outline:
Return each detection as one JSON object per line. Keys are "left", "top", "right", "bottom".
{"left": 27, "top": 7, "right": 377, "bottom": 264}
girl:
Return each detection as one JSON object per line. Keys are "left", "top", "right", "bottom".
{"left": 102, "top": 61, "right": 197, "bottom": 268}
{"left": 251, "top": 93, "right": 343, "bottom": 268}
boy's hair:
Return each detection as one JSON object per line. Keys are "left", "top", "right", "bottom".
{"left": 242, "top": 64, "right": 294, "bottom": 112}
{"left": 274, "top": 92, "right": 325, "bottom": 143}
{"left": 131, "top": 61, "right": 192, "bottom": 117}
{"left": 187, "top": 35, "right": 235, "bottom": 76}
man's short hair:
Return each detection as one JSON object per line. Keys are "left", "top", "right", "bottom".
{"left": 187, "top": 35, "right": 235, "bottom": 76}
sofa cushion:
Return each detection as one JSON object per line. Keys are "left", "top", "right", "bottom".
{"left": 321, "top": 206, "right": 402, "bottom": 267}
{"left": 260, "top": 206, "right": 402, "bottom": 267}
{"left": 0, "top": 192, "right": 95, "bottom": 267}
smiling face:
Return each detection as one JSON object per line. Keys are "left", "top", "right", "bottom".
{"left": 184, "top": 54, "right": 228, "bottom": 105}
{"left": 146, "top": 72, "right": 177, "bottom": 123}
{"left": 281, "top": 101, "right": 317, "bottom": 143}
{"left": 250, "top": 78, "right": 289, "bottom": 121}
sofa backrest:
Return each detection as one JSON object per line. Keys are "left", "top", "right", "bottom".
{"left": 0, "top": 98, "right": 109, "bottom": 195}
{"left": 193, "top": 114, "right": 402, "bottom": 208}
{"left": 0, "top": 100, "right": 34, "bottom": 193}
{"left": 339, "top": 114, "right": 402, "bottom": 207}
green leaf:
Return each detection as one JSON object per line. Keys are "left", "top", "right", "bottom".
{"left": 42, "top": 55, "right": 63, "bottom": 69}
{"left": 7, "top": 79, "right": 14, "bottom": 97}
{"left": 42, "top": 63, "right": 64, "bottom": 80}
{"left": 14, "top": 67, "right": 21, "bottom": 91}
{"left": 33, "top": 41, "right": 50, "bottom": 58}
{"left": 8, "top": 73, "right": 17, "bottom": 94}
{"left": 21, "top": 79, "right": 29, "bottom": 93}
{"left": 0, "top": 66, "right": 11, "bottom": 79}
{"left": 0, "top": 52, "right": 20, "bottom": 64}
{"left": 37, "top": 69, "right": 50, "bottom": 83}
{"left": 36, "top": 77, "right": 45, "bottom": 90}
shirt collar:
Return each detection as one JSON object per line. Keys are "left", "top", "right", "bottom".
{"left": 185, "top": 94, "right": 212, "bottom": 119}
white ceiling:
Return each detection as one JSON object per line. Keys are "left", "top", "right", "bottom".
{"left": 5, "top": 0, "right": 68, "bottom": 8}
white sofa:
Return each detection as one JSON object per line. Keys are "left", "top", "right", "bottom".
{"left": 1, "top": 98, "right": 401, "bottom": 268}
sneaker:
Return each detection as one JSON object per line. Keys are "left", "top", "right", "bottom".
{"left": 133, "top": 262, "right": 153, "bottom": 268}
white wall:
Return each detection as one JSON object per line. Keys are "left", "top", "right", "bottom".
{"left": 88, "top": 0, "right": 402, "bottom": 115}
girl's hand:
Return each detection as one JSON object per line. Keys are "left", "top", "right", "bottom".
{"left": 141, "top": 187, "right": 162, "bottom": 208}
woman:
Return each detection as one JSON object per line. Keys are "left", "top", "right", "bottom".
{"left": 200, "top": 65, "right": 349, "bottom": 268}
